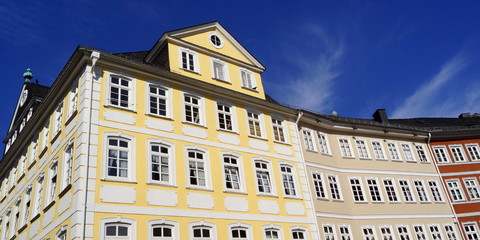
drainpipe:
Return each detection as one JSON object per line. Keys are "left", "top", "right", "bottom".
{"left": 426, "top": 132, "right": 463, "bottom": 239}
{"left": 296, "top": 110, "right": 304, "bottom": 125}
{"left": 81, "top": 50, "right": 100, "bottom": 240}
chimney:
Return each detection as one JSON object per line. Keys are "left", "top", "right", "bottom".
{"left": 458, "top": 112, "right": 472, "bottom": 118}
{"left": 373, "top": 109, "right": 389, "bottom": 123}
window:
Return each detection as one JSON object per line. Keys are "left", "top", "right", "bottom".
{"left": 11, "top": 199, "right": 20, "bottom": 236}
{"left": 318, "top": 132, "right": 330, "bottom": 154}
{"left": 463, "top": 223, "right": 480, "bottom": 240}
{"left": 383, "top": 179, "right": 399, "bottom": 202}
{"left": 379, "top": 226, "right": 394, "bottom": 240}
{"left": 180, "top": 48, "right": 199, "bottom": 72}
{"left": 240, "top": 68, "right": 255, "bottom": 90}
{"left": 313, "top": 173, "right": 327, "bottom": 199}
{"left": 20, "top": 186, "right": 31, "bottom": 227}
{"left": 101, "top": 217, "right": 135, "bottom": 240}
{"left": 231, "top": 227, "right": 248, "bottom": 240}
{"left": 271, "top": 117, "right": 286, "bottom": 143}
{"left": 148, "top": 84, "right": 169, "bottom": 117}
{"left": 67, "top": 81, "right": 78, "bottom": 117}
{"left": 46, "top": 161, "right": 58, "bottom": 205}
{"left": 149, "top": 141, "right": 174, "bottom": 185}
{"left": 18, "top": 153, "right": 27, "bottom": 179}
{"left": 209, "top": 33, "right": 223, "bottom": 48}
{"left": 339, "top": 225, "right": 352, "bottom": 240}
{"left": 109, "top": 76, "right": 132, "bottom": 109}
{"left": 62, "top": 141, "right": 74, "bottom": 190}
{"left": 350, "top": 177, "right": 365, "bottom": 202}
{"left": 415, "top": 144, "right": 429, "bottom": 162}
{"left": 397, "top": 225, "right": 411, "bottom": 240}
{"left": 323, "top": 224, "right": 336, "bottom": 240}
{"left": 401, "top": 143, "right": 415, "bottom": 162}
{"left": 41, "top": 120, "right": 50, "bottom": 151}
{"left": 149, "top": 219, "right": 178, "bottom": 240}
{"left": 107, "top": 137, "right": 130, "bottom": 179}
{"left": 464, "top": 178, "right": 480, "bottom": 200}
{"left": 466, "top": 144, "right": 480, "bottom": 161}
{"left": 387, "top": 142, "right": 401, "bottom": 161}
{"left": 192, "top": 226, "right": 212, "bottom": 240}
{"left": 223, "top": 153, "right": 243, "bottom": 192}
{"left": 372, "top": 141, "right": 386, "bottom": 160}
{"left": 255, "top": 160, "right": 273, "bottom": 194}
{"left": 247, "top": 110, "right": 263, "bottom": 137}
{"left": 366, "top": 178, "right": 383, "bottom": 202}
{"left": 29, "top": 135, "right": 38, "bottom": 166}
{"left": 328, "top": 175, "right": 342, "bottom": 200}
{"left": 428, "top": 180, "right": 444, "bottom": 202}
{"left": 303, "top": 129, "right": 316, "bottom": 151}
{"left": 217, "top": 102, "right": 235, "bottom": 131}
{"left": 9, "top": 168, "right": 16, "bottom": 190}
{"left": 211, "top": 59, "right": 228, "bottom": 81}
{"left": 450, "top": 145, "right": 466, "bottom": 162}
{"left": 339, "top": 138, "right": 354, "bottom": 157}
{"left": 292, "top": 228, "right": 307, "bottom": 240}
{"left": 413, "top": 225, "right": 427, "bottom": 240}
{"left": 53, "top": 102, "right": 63, "bottom": 136}
{"left": 446, "top": 179, "right": 465, "bottom": 202}
{"left": 413, "top": 180, "right": 429, "bottom": 202}
{"left": 184, "top": 94, "right": 202, "bottom": 125}
{"left": 32, "top": 174, "right": 44, "bottom": 218}
{"left": 280, "top": 164, "right": 297, "bottom": 196}
{"left": 433, "top": 146, "right": 450, "bottom": 163}
{"left": 362, "top": 227, "right": 376, "bottom": 240}
{"left": 355, "top": 139, "right": 370, "bottom": 159}
{"left": 187, "top": 148, "right": 208, "bottom": 188}
{"left": 56, "top": 225, "right": 67, "bottom": 240}
{"left": 443, "top": 224, "right": 458, "bottom": 240}
{"left": 398, "top": 179, "right": 414, "bottom": 202}
{"left": 428, "top": 225, "right": 443, "bottom": 240}
{"left": 3, "top": 209, "right": 10, "bottom": 240}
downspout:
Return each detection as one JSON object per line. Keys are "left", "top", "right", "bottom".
{"left": 426, "top": 132, "right": 463, "bottom": 239}
{"left": 81, "top": 51, "right": 100, "bottom": 240}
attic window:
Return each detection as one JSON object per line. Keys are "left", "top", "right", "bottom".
{"left": 209, "top": 33, "right": 223, "bottom": 48}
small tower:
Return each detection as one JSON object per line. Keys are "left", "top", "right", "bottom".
{"left": 23, "top": 68, "right": 33, "bottom": 83}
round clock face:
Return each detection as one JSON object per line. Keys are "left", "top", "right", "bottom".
{"left": 20, "top": 89, "right": 28, "bottom": 107}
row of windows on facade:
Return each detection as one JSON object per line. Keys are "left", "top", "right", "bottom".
{"left": 0, "top": 141, "right": 73, "bottom": 240}
{"left": 5, "top": 80, "right": 78, "bottom": 154}
{"left": 106, "top": 135, "right": 299, "bottom": 197}
{"left": 320, "top": 222, "right": 458, "bottom": 240}
{"left": 433, "top": 143, "right": 480, "bottom": 164}
{"left": 444, "top": 177, "right": 480, "bottom": 203}
{"left": 109, "top": 74, "right": 288, "bottom": 143}
{"left": 178, "top": 47, "right": 258, "bottom": 90}
{"left": 302, "top": 129, "right": 429, "bottom": 163}
{"left": 312, "top": 172, "right": 444, "bottom": 204}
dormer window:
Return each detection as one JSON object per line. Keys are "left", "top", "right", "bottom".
{"left": 240, "top": 69, "right": 256, "bottom": 90}
{"left": 179, "top": 48, "right": 199, "bottom": 73}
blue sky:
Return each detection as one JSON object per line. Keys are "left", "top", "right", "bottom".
{"left": 1, "top": 0, "right": 480, "bottom": 140}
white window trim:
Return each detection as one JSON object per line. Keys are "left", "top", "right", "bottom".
{"left": 263, "top": 224, "right": 284, "bottom": 240}
{"left": 349, "top": 176, "right": 366, "bottom": 203}
{"left": 148, "top": 218, "right": 179, "bottom": 240}
{"left": 145, "top": 81, "right": 173, "bottom": 119}
{"left": 210, "top": 58, "right": 230, "bottom": 82}
{"left": 428, "top": 224, "right": 444, "bottom": 240}
{"left": 432, "top": 146, "right": 451, "bottom": 163}
{"left": 462, "top": 222, "right": 480, "bottom": 240}
{"left": 449, "top": 144, "right": 467, "bottom": 162}
{"left": 28, "top": 134, "right": 39, "bottom": 168}
{"left": 361, "top": 226, "right": 378, "bottom": 240}
{"left": 228, "top": 222, "right": 252, "bottom": 240}
{"left": 66, "top": 78, "right": 79, "bottom": 119}
{"left": 179, "top": 47, "right": 201, "bottom": 73}
{"left": 338, "top": 225, "right": 352, "bottom": 240}
{"left": 147, "top": 139, "right": 176, "bottom": 187}
{"left": 31, "top": 173, "right": 44, "bottom": 219}
{"left": 413, "top": 224, "right": 427, "bottom": 240}
{"left": 246, "top": 108, "right": 266, "bottom": 139}
{"left": 61, "top": 139, "right": 75, "bottom": 191}
{"left": 278, "top": 162, "right": 300, "bottom": 198}
{"left": 239, "top": 68, "right": 257, "bottom": 90}
{"left": 466, "top": 143, "right": 480, "bottom": 161}
{"left": 445, "top": 179, "right": 466, "bottom": 202}
{"left": 366, "top": 177, "right": 384, "bottom": 202}
{"left": 100, "top": 216, "right": 136, "bottom": 240}
{"left": 328, "top": 174, "right": 343, "bottom": 201}
{"left": 56, "top": 225, "right": 68, "bottom": 239}
{"left": 102, "top": 132, "right": 136, "bottom": 183}
{"left": 185, "top": 146, "right": 212, "bottom": 190}
{"left": 209, "top": 33, "right": 224, "bottom": 48}
{"left": 52, "top": 101, "right": 63, "bottom": 137}
{"left": 413, "top": 179, "right": 430, "bottom": 203}
{"left": 189, "top": 220, "right": 217, "bottom": 240}
{"left": 382, "top": 178, "right": 400, "bottom": 203}
{"left": 463, "top": 177, "right": 480, "bottom": 201}
{"left": 45, "top": 159, "right": 58, "bottom": 206}
{"left": 302, "top": 128, "right": 317, "bottom": 152}
{"left": 290, "top": 225, "right": 309, "bottom": 240}
{"left": 427, "top": 179, "right": 445, "bottom": 203}
{"left": 253, "top": 158, "right": 277, "bottom": 196}
{"left": 398, "top": 179, "right": 416, "bottom": 203}
{"left": 19, "top": 184, "right": 32, "bottom": 228}
{"left": 317, "top": 131, "right": 331, "bottom": 155}
{"left": 338, "top": 137, "right": 355, "bottom": 158}
{"left": 354, "top": 138, "right": 371, "bottom": 159}
{"left": 312, "top": 172, "right": 328, "bottom": 200}
{"left": 182, "top": 91, "right": 206, "bottom": 126}
{"left": 270, "top": 114, "right": 289, "bottom": 144}
{"left": 413, "top": 143, "right": 430, "bottom": 163}
{"left": 322, "top": 223, "right": 337, "bottom": 240}
{"left": 443, "top": 223, "right": 458, "bottom": 240}
{"left": 215, "top": 100, "right": 238, "bottom": 133}
{"left": 105, "top": 71, "right": 137, "bottom": 111}
{"left": 386, "top": 141, "right": 402, "bottom": 161}
{"left": 397, "top": 225, "right": 413, "bottom": 240}
{"left": 401, "top": 142, "right": 416, "bottom": 162}
{"left": 221, "top": 151, "right": 246, "bottom": 194}
{"left": 379, "top": 225, "right": 395, "bottom": 240}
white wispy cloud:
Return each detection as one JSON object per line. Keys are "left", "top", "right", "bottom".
{"left": 391, "top": 53, "right": 472, "bottom": 118}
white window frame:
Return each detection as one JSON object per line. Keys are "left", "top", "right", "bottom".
{"left": 366, "top": 177, "right": 383, "bottom": 202}
{"left": 18, "top": 152, "right": 27, "bottom": 180}
{"left": 253, "top": 158, "right": 276, "bottom": 196}
{"left": 31, "top": 173, "right": 44, "bottom": 219}
{"left": 445, "top": 179, "right": 466, "bottom": 202}
{"left": 67, "top": 79, "right": 78, "bottom": 118}
{"left": 413, "top": 225, "right": 427, "bottom": 240}
{"left": 19, "top": 185, "right": 32, "bottom": 228}
{"left": 102, "top": 132, "right": 136, "bottom": 182}
{"left": 322, "top": 223, "right": 336, "bottom": 240}
{"left": 263, "top": 224, "right": 284, "bottom": 240}
{"left": 449, "top": 145, "right": 467, "bottom": 162}
{"left": 372, "top": 140, "right": 386, "bottom": 160}
{"left": 179, "top": 47, "right": 200, "bottom": 73}
{"left": 379, "top": 225, "right": 395, "bottom": 240}
{"left": 463, "top": 177, "right": 480, "bottom": 201}
{"left": 396, "top": 225, "right": 412, "bottom": 240}
{"left": 355, "top": 138, "right": 371, "bottom": 159}
{"left": 100, "top": 217, "right": 136, "bottom": 240}
{"left": 185, "top": 146, "right": 211, "bottom": 190}
{"left": 246, "top": 109, "right": 265, "bottom": 138}
{"left": 443, "top": 224, "right": 458, "bottom": 240}
{"left": 398, "top": 179, "right": 415, "bottom": 202}
{"left": 147, "top": 139, "right": 176, "bottom": 186}
{"left": 183, "top": 92, "right": 205, "bottom": 126}
{"left": 271, "top": 115, "right": 288, "bottom": 144}
{"left": 239, "top": 68, "right": 256, "bottom": 90}
{"left": 228, "top": 222, "right": 252, "bottom": 240}
{"left": 463, "top": 222, "right": 480, "bottom": 240}
{"left": 302, "top": 128, "right": 317, "bottom": 152}
{"left": 312, "top": 172, "right": 328, "bottom": 200}
{"left": 106, "top": 71, "right": 136, "bottom": 111}
{"left": 401, "top": 143, "right": 416, "bottom": 162}
{"left": 328, "top": 174, "right": 343, "bottom": 201}
{"left": 40, "top": 120, "right": 50, "bottom": 152}
{"left": 146, "top": 82, "right": 172, "bottom": 119}
{"left": 211, "top": 58, "right": 229, "bottom": 82}
{"left": 317, "top": 132, "right": 331, "bottom": 155}
{"left": 279, "top": 162, "right": 299, "bottom": 198}
{"left": 382, "top": 178, "right": 400, "bottom": 203}
{"left": 413, "top": 179, "right": 430, "bottom": 203}
{"left": 28, "top": 134, "right": 38, "bottom": 167}
{"left": 148, "top": 218, "right": 179, "bottom": 240}
{"left": 8, "top": 167, "right": 17, "bottom": 190}
{"left": 61, "top": 139, "right": 74, "bottom": 191}
{"left": 427, "top": 180, "right": 444, "bottom": 202}
{"left": 414, "top": 144, "right": 429, "bottom": 163}
{"left": 216, "top": 100, "right": 237, "bottom": 132}
{"left": 290, "top": 226, "right": 309, "bottom": 240}
{"left": 11, "top": 198, "right": 21, "bottom": 237}
{"left": 433, "top": 146, "right": 450, "bottom": 163}
{"left": 428, "top": 224, "right": 443, "bottom": 240}
{"left": 221, "top": 151, "right": 246, "bottom": 193}
{"left": 46, "top": 160, "right": 58, "bottom": 206}
{"left": 362, "top": 226, "right": 377, "bottom": 240}
{"left": 349, "top": 177, "right": 366, "bottom": 202}
{"left": 3, "top": 209, "right": 11, "bottom": 240}
{"left": 52, "top": 101, "right": 63, "bottom": 137}
{"left": 338, "top": 225, "right": 352, "bottom": 240}
{"left": 56, "top": 225, "right": 68, "bottom": 240}
{"left": 189, "top": 220, "right": 216, "bottom": 240}
{"left": 466, "top": 143, "right": 480, "bottom": 161}
{"left": 386, "top": 142, "right": 401, "bottom": 161}
{"left": 338, "top": 137, "right": 354, "bottom": 158}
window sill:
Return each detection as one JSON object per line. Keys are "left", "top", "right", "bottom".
{"left": 353, "top": 201, "right": 369, "bottom": 204}
{"left": 405, "top": 201, "right": 417, "bottom": 204}
{"left": 182, "top": 121, "right": 207, "bottom": 128}
{"left": 38, "top": 147, "right": 48, "bottom": 159}
{"left": 51, "top": 130, "right": 61, "bottom": 143}
{"left": 273, "top": 140, "right": 291, "bottom": 146}
{"left": 359, "top": 157, "right": 372, "bottom": 160}
{"left": 27, "top": 160, "right": 37, "bottom": 170}
{"left": 284, "top": 195, "right": 302, "bottom": 200}
{"left": 341, "top": 156, "right": 355, "bottom": 159}
{"left": 213, "top": 78, "right": 231, "bottom": 84}
{"left": 247, "top": 135, "right": 267, "bottom": 141}
{"left": 101, "top": 178, "right": 137, "bottom": 184}
{"left": 419, "top": 201, "right": 432, "bottom": 204}
{"left": 391, "top": 159, "right": 403, "bottom": 162}
{"left": 58, "top": 184, "right": 72, "bottom": 198}
{"left": 223, "top": 190, "right": 247, "bottom": 195}
{"left": 17, "top": 223, "right": 27, "bottom": 233}
{"left": 375, "top": 158, "right": 388, "bottom": 161}
{"left": 17, "top": 173, "right": 26, "bottom": 182}
{"left": 332, "top": 199, "right": 345, "bottom": 202}
{"left": 30, "top": 213, "right": 40, "bottom": 223}
{"left": 256, "top": 193, "right": 278, "bottom": 198}
{"left": 405, "top": 160, "right": 417, "bottom": 163}
{"left": 146, "top": 113, "right": 173, "bottom": 121}
{"left": 43, "top": 200, "right": 55, "bottom": 212}
{"left": 316, "top": 197, "right": 329, "bottom": 201}
{"left": 186, "top": 186, "right": 213, "bottom": 192}
{"left": 241, "top": 86, "right": 259, "bottom": 92}
{"left": 65, "top": 110, "right": 78, "bottom": 125}
{"left": 104, "top": 104, "right": 137, "bottom": 113}
{"left": 217, "top": 128, "right": 239, "bottom": 134}
{"left": 146, "top": 182, "right": 177, "bottom": 188}
{"left": 371, "top": 201, "right": 385, "bottom": 204}
{"left": 8, "top": 186, "right": 15, "bottom": 194}
{"left": 420, "top": 161, "right": 431, "bottom": 164}
{"left": 305, "top": 149, "right": 318, "bottom": 153}
{"left": 180, "top": 68, "right": 201, "bottom": 75}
